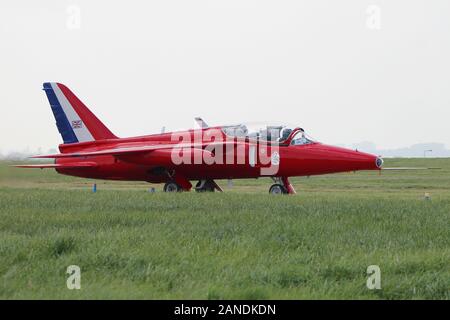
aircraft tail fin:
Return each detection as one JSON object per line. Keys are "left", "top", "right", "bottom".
{"left": 42, "top": 82, "right": 117, "bottom": 144}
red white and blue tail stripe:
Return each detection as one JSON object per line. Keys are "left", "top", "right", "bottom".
{"left": 43, "top": 82, "right": 117, "bottom": 144}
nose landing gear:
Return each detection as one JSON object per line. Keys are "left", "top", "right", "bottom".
{"left": 269, "top": 183, "right": 287, "bottom": 194}
{"left": 269, "top": 177, "right": 296, "bottom": 195}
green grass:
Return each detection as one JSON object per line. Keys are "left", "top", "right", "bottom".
{"left": 0, "top": 159, "right": 449, "bottom": 299}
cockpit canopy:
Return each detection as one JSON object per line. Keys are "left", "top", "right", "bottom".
{"left": 221, "top": 122, "right": 315, "bottom": 145}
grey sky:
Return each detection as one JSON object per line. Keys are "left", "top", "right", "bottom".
{"left": 1, "top": 0, "right": 449, "bottom": 153}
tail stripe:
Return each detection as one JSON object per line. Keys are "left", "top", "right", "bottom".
{"left": 43, "top": 82, "right": 117, "bottom": 144}
{"left": 43, "top": 83, "right": 79, "bottom": 144}
{"left": 51, "top": 83, "right": 94, "bottom": 142}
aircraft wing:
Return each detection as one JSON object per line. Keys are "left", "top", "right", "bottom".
{"left": 30, "top": 141, "right": 236, "bottom": 159}
{"left": 13, "top": 162, "right": 98, "bottom": 169}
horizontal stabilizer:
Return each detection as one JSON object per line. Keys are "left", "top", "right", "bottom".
{"left": 13, "top": 162, "right": 98, "bottom": 169}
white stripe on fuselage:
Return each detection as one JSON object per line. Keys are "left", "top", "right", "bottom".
{"left": 51, "top": 83, "right": 94, "bottom": 142}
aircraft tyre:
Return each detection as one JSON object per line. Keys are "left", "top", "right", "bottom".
{"left": 164, "top": 181, "right": 182, "bottom": 192}
{"left": 269, "top": 184, "right": 287, "bottom": 195}
{"left": 195, "top": 180, "right": 215, "bottom": 192}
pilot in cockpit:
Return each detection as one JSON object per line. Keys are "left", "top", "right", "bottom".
{"left": 291, "top": 128, "right": 311, "bottom": 145}
{"left": 278, "top": 128, "right": 292, "bottom": 142}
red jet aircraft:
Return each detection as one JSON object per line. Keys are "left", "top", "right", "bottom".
{"left": 17, "top": 83, "right": 383, "bottom": 194}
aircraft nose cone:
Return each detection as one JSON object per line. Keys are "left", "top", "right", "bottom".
{"left": 315, "top": 144, "right": 381, "bottom": 172}
{"left": 346, "top": 150, "right": 381, "bottom": 171}
{"left": 376, "top": 157, "right": 384, "bottom": 169}
{"left": 347, "top": 149, "right": 381, "bottom": 171}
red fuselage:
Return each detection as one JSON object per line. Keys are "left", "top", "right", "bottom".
{"left": 54, "top": 127, "right": 381, "bottom": 183}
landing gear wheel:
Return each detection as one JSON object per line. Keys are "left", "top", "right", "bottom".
{"left": 163, "top": 181, "right": 181, "bottom": 192}
{"left": 195, "top": 180, "right": 215, "bottom": 192}
{"left": 269, "top": 184, "right": 287, "bottom": 195}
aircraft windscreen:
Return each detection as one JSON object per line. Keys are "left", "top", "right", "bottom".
{"left": 221, "top": 122, "right": 299, "bottom": 142}
{"left": 290, "top": 130, "right": 315, "bottom": 145}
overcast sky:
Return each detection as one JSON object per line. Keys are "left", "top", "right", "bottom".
{"left": 1, "top": 0, "right": 449, "bottom": 153}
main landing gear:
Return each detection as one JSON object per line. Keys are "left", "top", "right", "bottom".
{"left": 269, "top": 177, "right": 296, "bottom": 195}
{"left": 195, "top": 179, "right": 223, "bottom": 192}
{"left": 162, "top": 171, "right": 192, "bottom": 192}
{"left": 163, "top": 181, "right": 182, "bottom": 192}
{"left": 195, "top": 180, "right": 215, "bottom": 192}
{"left": 163, "top": 179, "right": 223, "bottom": 193}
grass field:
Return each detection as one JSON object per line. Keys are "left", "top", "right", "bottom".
{"left": 0, "top": 158, "right": 449, "bottom": 299}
